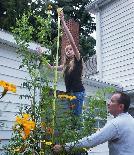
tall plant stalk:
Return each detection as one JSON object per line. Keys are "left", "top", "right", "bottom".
{"left": 52, "top": 10, "right": 61, "bottom": 143}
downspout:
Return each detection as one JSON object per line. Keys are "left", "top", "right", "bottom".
{"left": 96, "top": 11, "right": 103, "bottom": 80}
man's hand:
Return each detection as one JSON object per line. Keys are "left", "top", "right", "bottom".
{"left": 53, "top": 144, "right": 63, "bottom": 153}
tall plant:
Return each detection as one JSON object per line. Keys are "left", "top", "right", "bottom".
{"left": 4, "top": 10, "right": 56, "bottom": 155}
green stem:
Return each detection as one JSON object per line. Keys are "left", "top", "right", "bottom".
{"left": 52, "top": 15, "right": 61, "bottom": 143}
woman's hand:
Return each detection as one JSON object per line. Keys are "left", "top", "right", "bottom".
{"left": 47, "top": 63, "right": 52, "bottom": 69}
{"left": 59, "top": 10, "right": 64, "bottom": 21}
{"left": 57, "top": 8, "right": 64, "bottom": 19}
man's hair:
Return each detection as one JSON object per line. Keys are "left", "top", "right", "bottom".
{"left": 115, "top": 92, "right": 130, "bottom": 112}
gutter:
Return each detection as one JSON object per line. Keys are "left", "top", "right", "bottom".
{"left": 0, "top": 29, "right": 50, "bottom": 54}
{"left": 83, "top": 76, "right": 123, "bottom": 91}
{"left": 86, "top": 0, "right": 115, "bottom": 14}
{"left": 96, "top": 12, "right": 103, "bottom": 80}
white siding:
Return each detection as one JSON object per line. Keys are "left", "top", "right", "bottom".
{"left": 0, "top": 43, "right": 31, "bottom": 151}
{"left": 99, "top": 0, "right": 134, "bottom": 87}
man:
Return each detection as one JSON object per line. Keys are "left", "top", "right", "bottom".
{"left": 53, "top": 92, "right": 134, "bottom": 155}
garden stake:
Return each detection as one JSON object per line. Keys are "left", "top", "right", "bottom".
{"left": 52, "top": 8, "right": 62, "bottom": 143}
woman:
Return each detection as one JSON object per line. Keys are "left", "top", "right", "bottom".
{"left": 49, "top": 11, "right": 85, "bottom": 116}
{"left": 60, "top": 11, "right": 85, "bottom": 116}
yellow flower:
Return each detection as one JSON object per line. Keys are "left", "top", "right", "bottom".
{"left": 15, "top": 114, "right": 35, "bottom": 140}
{"left": 23, "top": 128, "right": 31, "bottom": 139}
{"left": 22, "top": 113, "right": 31, "bottom": 120}
{"left": 48, "top": 4, "right": 52, "bottom": 10}
{"left": 71, "top": 96, "right": 76, "bottom": 100}
{"left": 14, "top": 147, "right": 21, "bottom": 152}
{"left": 41, "top": 122, "right": 46, "bottom": 127}
{"left": 40, "top": 140, "right": 52, "bottom": 145}
{"left": 0, "top": 80, "right": 6, "bottom": 87}
{"left": 45, "top": 141, "right": 52, "bottom": 146}
{"left": 16, "top": 116, "right": 22, "bottom": 124}
{"left": 14, "top": 145, "right": 26, "bottom": 153}
{"left": 40, "top": 140, "right": 46, "bottom": 143}
{"left": 83, "top": 148, "right": 88, "bottom": 151}
{"left": 58, "top": 94, "right": 76, "bottom": 101}
{"left": 0, "top": 80, "right": 16, "bottom": 93}
{"left": 10, "top": 84, "right": 17, "bottom": 93}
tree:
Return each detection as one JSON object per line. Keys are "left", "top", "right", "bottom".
{"left": 54, "top": 0, "right": 96, "bottom": 35}
{"left": 51, "top": 0, "right": 96, "bottom": 58}
{"left": 0, "top": 0, "right": 31, "bottom": 31}
{"left": 80, "top": 35, "right": 96, "bottom": 59}
{"left": 0, "top": 0, "right": 96, "bottom": 59}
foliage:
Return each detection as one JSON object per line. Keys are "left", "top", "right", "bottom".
{"left": 0, "top": 0, "right": 96, "bottom": 35}
{"left": 3, "top": 11, "right": 114, "bottom": 155}
{"left": 0, "top": 0, "right": 31, "bottom": 31}
{"left": 80, "top": 35, "right": 96, "bottom": 58}
{"left": 85, "top": 87, "right": 116, "bottom": 128}
{"left": 3, "top": 11, "right": 55, "bottom": 155}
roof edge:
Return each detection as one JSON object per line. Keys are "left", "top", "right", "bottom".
{"left": 83, "top": 76, "right": 123, "bottom": 91}
{"left": 86, "top": 0, "right": 114, "bottom": 14}
{"left": 0, "top": 29, "right": 49, "bottom": 54}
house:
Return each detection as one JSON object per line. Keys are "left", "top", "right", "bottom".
{"left": 86, "top": 0, "right": 134, "bottom": 115}
{"left": 0, "top": 29, "right": 48, "bottom": 153}
{"left": 83, "top": 0, "right": 134, "bottom": 154}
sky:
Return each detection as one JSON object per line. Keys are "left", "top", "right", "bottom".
{"left": 90, "top": 14, "right": 96, "bottom": 39}
{"left": 91, "top": 29, "right": 96, "bottom": 39}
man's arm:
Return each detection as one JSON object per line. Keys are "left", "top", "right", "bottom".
{"left": 65, "top": 122, "right": 119, "bottom": 150}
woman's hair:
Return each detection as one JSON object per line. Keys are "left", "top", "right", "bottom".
{"left": 63, "top": 45, "right": 75, "bottom": 74}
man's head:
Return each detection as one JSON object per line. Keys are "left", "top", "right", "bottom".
{"left": 108, "top": 92, "right": 130, "bottom": 117}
